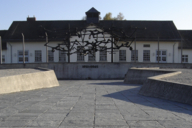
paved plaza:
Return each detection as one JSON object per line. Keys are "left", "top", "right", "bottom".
{"left": 0, "top": 80, "right": 192, "bottom": 128}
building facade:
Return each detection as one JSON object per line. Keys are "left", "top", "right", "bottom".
{"left": 0, "top": 8, "right": 191, "bottom": 64}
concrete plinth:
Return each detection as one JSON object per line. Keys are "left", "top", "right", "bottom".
{"left": 0, "top": 68, "right": 59, "bottom": 94}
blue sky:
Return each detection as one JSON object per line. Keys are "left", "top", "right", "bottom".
{"left": 0, "top": 0, "right": 192, "bottom": 30}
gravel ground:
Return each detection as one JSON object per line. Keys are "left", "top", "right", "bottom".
{"left": 160, "top": 68, "right": 192, "bottom": 85}
{"left": 0, "top": 68, "right": 42, "bottom": 78}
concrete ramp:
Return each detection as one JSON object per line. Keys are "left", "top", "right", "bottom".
{"left": 124, "top": 68, "right": 192, "bottom": 105}
{"left": 138, "top": 71, "right": 192, "bottom": 105}
{"left": 124, "top": 67, "right": 174, "bottom": 84}
{"left": 0, "top": 68, "right": 59, "bottom": 94}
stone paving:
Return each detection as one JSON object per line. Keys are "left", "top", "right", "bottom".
{"left": 160, "top": 69, "right": 192, "bottom": 85}
{"left": 0, "top": 80, "right": 192, "bottom": 128}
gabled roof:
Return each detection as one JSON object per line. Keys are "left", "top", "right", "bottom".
{"left": 178, "top": 30, "right": 192, "bottom": 49}
{"left": 99, "top": 20, "right": 181, "bottom": 41}
{"left": 4, "top": 20, "right": 181, "bottom": 42}
{"left": 0, "top": 30, "right": 8, "bottom": 50}
{"left": 0, "top": 30, "right": 7, "bottom": 37}
{"left": 86, "top": 7, "right": 100, "bottom": 14}
{"left": 4, "top": 20, "right": 87, "bottom": 42}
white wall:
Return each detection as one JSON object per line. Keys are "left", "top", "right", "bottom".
{"left": 113, "top": 41, "right": 180, "bottom": 63}
{"left": 6, "top": 41, "right": 64, "bottom": 63}
{"left": 2, "top": 40, "right": 185, "bottom": 64}
{"left": 2, "top": 25, "right": 190, "bottom": 64}
{"left": 178, "top": 49, "right": 192, "bottom": 63}
{"left": 70, "top": 26, "right": 112, "bottom": 62}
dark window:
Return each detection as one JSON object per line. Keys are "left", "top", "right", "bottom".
{"left": 48, "top": 50, "right": 54, "bottom": 62}
{"left": 182, "top": 55, "right": 188, "bottom": 63}
{"left": 59, "top": 51, "right": 66, "bottom": 62}
{"left": 100, "top": 47, "right": 107, "bottom": 61}
{"left": 143, "top": 50, "right": 150, "bottom": 61}
{"left": 35, "top": 50, "right": 42, "bottom": 62}
{"left": 77, "top": 46, "right": 84, "bottom": 61}
{"left": 143, "top": 44, "right": 150, "bottom": 47}
{"left": 2, "top": 55, "right": 5, "bottom": 63}
{"left": 156, "top": 50, "right": 167, "bottom": 63}
{"left": 131, "top": 50, "right": 138, "bottom": 61}
{"left": 119, "top": 50, "right": 126, "bottom": 61}
{"left": 18, "top": 50, "right": 29, "bottom": 63}
{"left": 88, "top": 47, "right": 95, "bottom": 61}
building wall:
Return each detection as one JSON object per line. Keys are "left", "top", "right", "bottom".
{"left": 0, "top": 26, "right": 189, "bottom": 64}
{"left": 114, "top": 41, "right": 180, "bottom": 63}
{"left": 70, "top": 26, "right": 112, "bottom": 62}
{"left": 178, "top": 49, "right": 192, "bottom": 63}
{"left": 5, "top": 41, "right": 63, "bottom": 63}
{"left": 2, "top": 40, "right": 188, "bottom": 63}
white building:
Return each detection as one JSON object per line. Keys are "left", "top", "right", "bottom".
{"left": 0, "top": 8, "right": 192, "bottom": 64}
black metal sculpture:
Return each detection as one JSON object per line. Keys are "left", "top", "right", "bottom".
{"left": 43, "top": 24, "right": 144, "bottom": 63}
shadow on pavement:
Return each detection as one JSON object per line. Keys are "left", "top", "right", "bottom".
{"left": 90, "top": 81, "right": 192, "bottom": 116}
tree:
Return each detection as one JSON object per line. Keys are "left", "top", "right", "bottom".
{"left": 115, "top": 12, "right": 124, "bottom": 20}
{"left": 103, "top": 12, "right": 125, "bottom": 20}
{"left": 103, "top": 13, "right": 114, "bottom": 20}
{"left": 82, "top": 16, "right": 86, "bottom": 20}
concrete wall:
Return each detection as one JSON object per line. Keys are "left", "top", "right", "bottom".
{"left": 124, "top": 68, "right": 176, "bottom": 84}
{"left": 139, "top": 74, "right": 192, "bottom": 105}
{"left": 0, "top": 69, "right": 59, "bottom": 94}
{"left": 0, "top": 63, "right": 192, "bottom": 79}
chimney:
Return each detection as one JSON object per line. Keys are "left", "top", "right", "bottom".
{"left": 27, "top": 15, "right": 36, "bottom": 21}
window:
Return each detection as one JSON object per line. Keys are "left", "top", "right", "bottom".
{"left": 18, "top": 50, "right": 29, "bottom": 63}
{"left": 35, "top": 50, "right": 42, "bottom": 62}
{"left": 156, "top": 50, "right": 167, "bottom": 63}
{"left": 59, "top": 51, "right": 66, "bottom": 62}
{"left": 100, "top": 46, "right": 107, "bottom": 61}
{"left": 2, "top": 55, "right": 5, "bottom": 63}
{"left": 143, "top": 50, "right": 150, "bottom": 62}
{"left": 143, "top": 44, "right": 150, "bottom": 47}
{"left": 119, "top": 50, "right": 126, "bottom": 61}
{"left": 48, "top": 50, "right": 54, "bottom": 62}
{"left": 88, "top": 47, "right": 95, "bottom": 61}
{"left": 182, "top": 55, "right": 188, "bottom": 63}
{"left": 131, "top": 50, "right": 138, "bottom": 61}
{"left": 77, "top": 46, "right": 84, "bottom": 61}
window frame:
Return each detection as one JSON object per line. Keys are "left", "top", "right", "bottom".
{"left": 156, "top": 50, "right": 167, "bottom": 63}
{"left": 99, "top": 46, "right": 107, "bottom": 61}
{"left": 131, "top": 50, "right": 138, "bottom": 61}
{"left": 48, "top": 50, "right": 54, "bottom": 62}
{"left": 77, "top": 46, "right": 84, "bottom": 61}
{"left": 182, "top": 55, "right": 188, "bottom": 63}
{"left": 143, "top": 44, "right": 150, "bottom": 47}
{"left": 18, "top": 50, "right": 29, "bottom": 63}
{"left": 59, "top": 50, "right": 66, "bottom": 62}
{"left": 119, "top": 50, "right": 126, "bottom": 61}
{"left": 2, "top": 55, "right": 5, "bottom": 63}
{"left": 143, "top": 50, "right": 150, "bottom": 62}
{"left": 35, "top": 50, "right": 42, "bottom": 62}
{"left": 88, "top": 47, "right": 96, "bottom": 61}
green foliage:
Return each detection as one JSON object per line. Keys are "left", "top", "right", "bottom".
{"left": 103, "top": 12, "right": 125, "bottom": 20}
{"left": 103, "top": 13, "right": 114, "bottom": 20}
